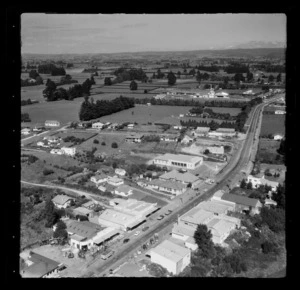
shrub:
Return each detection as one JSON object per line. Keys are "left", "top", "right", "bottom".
{"left": 111, "top": 142, "right": 118, "bottom": 148}
{"left": 261, "top": 241, "right": 279, "bottom": 254}
{"left": 43, "top": 169, "right": 54, "bottom": 176}
{"left": 93, "top": 139, "right": 99, "bottom": 144}
{"left": 101, "top": 141, "right": 106, "bottom": 146}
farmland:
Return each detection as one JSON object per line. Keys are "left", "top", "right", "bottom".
{"left": 260, "top": 115, "right": 285, "bottom": 136}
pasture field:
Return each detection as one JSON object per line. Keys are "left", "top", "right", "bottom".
{"left": 260, "top": 115, "right": 285, "bottom": 136}
{"left": 209, "top": 107, "right": 242, "bottom": 116}
{"left": 255, "top": 138, "right": 284, "bottom": 164}
{"left": 96, "top": 105, "right": 193, "bottom": 124}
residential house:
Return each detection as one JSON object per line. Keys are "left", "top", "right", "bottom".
{"left": 66, "top": 220, "right": 119, "bottom": 250}
{"left": 193, "top": 127, "right": 210, "bottom": 137}
{"left": 274, "top": 110, "right": 286, "bottom": 115}
{"left": 107, "top": 176, "right": 124, "bottom": 187}
{"left": 125, "top": 133, "right": 144, "bottom": 143}
{"left": 147, "top": 179, "right": 187, "bottom": 196}
{"left": 90, "top": 173, "right": 108, "bottom": 185}
{"left": 82, "top": 200, "right": 96, "bottom": 210}
{"left": 52, "top": 195, "right": 74, "bottom": 209}
{"left": 160, "top": 134, "right": 179, "bottom": 142}
{"left": 50, "top": 149, "right": 63, "bottom": 155}
{"left": 114, "top": 184, "right": 134, "bottom": 197}
{"left": 73, "top": 207, "right": 94, "bottom": 217}
{"left": 21, "top": 252, "right": 64, "bottom": 278}
{"left": 45, "top": 120, "right": 60, "bottom": 127}
{"left": 181, "top": 135, "right": 194, "bottom": 144}
{"left": 61, "top": 147, "right": 76, "bottom": 157}
{"left": 159, "top": 169, "right": 201, "bottom": 189}
{"left": 150, "top": 239, "right": 191, "bottom": 275}
{"left": 171, "top": 223, "right": 198, "bottom": 251}
{"left": 127, "top": 124, "right": 135, "bottom": 129}
{"left": 43, "top": 136, "right": 60, "bottom": 144}
{"left": 37, "top": 141, "right": 45, "bottom": 147}
{"left": 221, "top": 193, "right": 262, "bottom": 215}
{"left": 92, "top": 122, "right": 104, "bottom": 130}
{"left": 208, "top": 128, "right": 236, "bottom": 138}
{"left": 115, "top": 168, "right": 126, "bottom": 176}
{"left": 247, "top": 175, "right": 279, "bottom": 192}
{"left": 21, "top": 128, "right": 31, "bottom": 135}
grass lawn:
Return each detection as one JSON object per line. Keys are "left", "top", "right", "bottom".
{"left": 260, "top": 115, "right": 285, "bottom": 136}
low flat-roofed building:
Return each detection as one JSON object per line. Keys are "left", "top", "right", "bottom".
{"left": 179, "top": 207, "right": 215, "bottom": 229}
{"left": 61, "top": 147, "right": 76, "bottom": 157}
{"left": 21, "top": 252, "right": 63, "bottom": 278}
{"left": 193, "top": 127, "right": 210, "bottom": 137}
{"left": 45, "top": 120, "right": 60, "bottom": 127}
{"left": 153, "top": 153, "right": 203, "bottom": 170}
{"left": 150, "top": 239, "right": 191, "bottom": 275}
{"left": 115, "top": 168, "right": 126, "bottom": 176}
{"left": 111, "top": 198, "right": 158, "bottom": 218}
{"left": 82, "top": 200, "right": 96, "bottom": 209}
{"left": 92, "top": 122, "right": 104, "bottom": 129}
{"left": 196, "top": 200, "right": 234, "bottom": 216}
{"left": 52, "top": 195, "right": 74, "bottom": 209}
{"left": 125, "top": 133, "right": 144, "bottom": 143}
{"left": 97, "top": 209, "right": 145, "bottom": 231}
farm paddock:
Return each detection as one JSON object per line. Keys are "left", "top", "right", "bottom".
{"left": 260, "top": 115, "right": 285, "bottom": 136}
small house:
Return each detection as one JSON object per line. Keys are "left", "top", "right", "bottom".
{"left": 52, "top": 195, "right": 74, "bottom": 209}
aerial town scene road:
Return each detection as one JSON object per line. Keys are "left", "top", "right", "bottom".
{"left": 20, "top": 13, "right": 286, "bottom": 278}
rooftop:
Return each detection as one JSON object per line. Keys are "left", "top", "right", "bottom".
{"left": 180, "top": 207, "right": 214, "bottom": 225}
{"left": 22, "top": 252, "right": 60, "bottom": 278}
{"left": 52, "top": 195, "right": 73, "bottom": 205}
{"left": 159, "top": 169, "right": 199, "bottom": 183}
{"left": 195, "top": 127, "right": 210, "bottom": 132}
{"left": 115, "top": 184, "right": 134, "bottom": 193}
{"left": 151, "top": 239, "right": 190, "bottom": 263}
{"left": 67, "top": 220, "right": 103, "bottom": 239}
{"left": 221, "top": 193, "right": 261, "bottom": 208}
{"left": 172, "top": 223, "right": 196, "bottom": 238}
{"left": 154, "top": 153, "right": 203, "bottom": 164}
{"left": 216, "top": 128, "right": 235, "bottom": 133}
{"left": 207, "top": 218, "right": 236, "bottom": 237}
{"left": 148, "top": 179, "right": 187, "bottom": 191}
{"left": 73, "top": 207, "right": 94, "bottom": 215}
{"left": 196, "top": 200, "right": 232, "bottom": 215}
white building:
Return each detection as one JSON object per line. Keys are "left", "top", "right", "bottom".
{"left": 150, "top": 239, "right": 191, "bottom": 275}
{"left": 92, "top": 122, "right": 104, "bottom": 130}
{"left": 274, "top": 134, "right": 284, "bottom": 140}
{"left": 114, "top": 185, "right": 134, "bottom": 197}
{"left": 153, "top": 153, "right": 203, "bottom": 170}
{"left": 125, "top": 133, "right": 144, "bottom": 143}
{"left": 274, "top": 110, "right": 286, "bottom": 115}
{"left": 61, "top": 147, "right": 76, "bottom": 157}
{"left": 107, "top": 176, "right": 124, "bottom": 187}
{"left": 115, "top": 168, "right": 126, "bottom": 176}
{"left": 247, "top": 175, "right": 278, "bottom": 192}
{"left": 52, "top": 195, "right": 74, "bottom": 209}
{"left": 207, "top": 146, "right": 224, "bottom": 155}
{"left": 21, "top": 128, "right": 31, "bottom": 135}
{"left": 45, "top": 120, "right": 60, "bottom": 127}
{"left": 90, "top": 173, "right": 108, "bottom": 185}
{"left": 193, "top": 127, "right": 210, "bottom": 137}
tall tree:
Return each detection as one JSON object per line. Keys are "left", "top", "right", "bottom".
{"left": 196, "top": 71, "right": 202, "bottom": 84}
{"left": 167, "top": 71, "right": 177, "bottom": 86}
{"left": 43, "top": 80, "right": 57, "bottom": 101}
{"left": 194, "top": 224, "right": 215, "bottom": 258}
{"left": 104, "top": 77, "right": 112, "bottom": 86}
{"left": 276, "top": 73, "right": 282, "bottom": 83}
{"left": 130, "top": 80, "right": 138, "bottom": 91}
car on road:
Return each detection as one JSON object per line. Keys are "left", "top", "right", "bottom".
{"left": 137, "top": 251, "right": 142, "bottom": 255}
{"left": 134, "top": 231, "right": 141, "bottom": 236}
{"left": 157, "top": 215, "right": 164, "bottom": 220}
{"left": 142, "top": 226, "right": 149, "bottom": 232}
{"left": 123, "top": 238, "right": 130, "bottom": 244}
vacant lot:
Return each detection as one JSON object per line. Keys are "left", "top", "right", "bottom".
{"left": 260, "top": 115, "right": 285, "bottom": 136}
{"left": 256, "top": 138, "right": 284, "bottom": 164}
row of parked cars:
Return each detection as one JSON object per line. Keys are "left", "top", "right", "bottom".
{"left": 157, "top": 209, "right": 173, "bottom": 220}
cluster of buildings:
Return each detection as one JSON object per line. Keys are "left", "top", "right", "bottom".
{"left": 247, "top": 174, "right": 279, "bottom": 192}
{"left": 148, "top": 189, "right": 262, "bottom": 275}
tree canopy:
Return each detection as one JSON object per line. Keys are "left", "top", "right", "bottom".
{"left": 194, "top": 224, "right": 215, "bottom": 258}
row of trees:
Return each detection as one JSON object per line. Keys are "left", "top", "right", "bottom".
{"left": 38, "top": 64, "right": 66, "bottom": 76}
{"left": 43, "top": 78, "right": 93, "bottom": 102}
{"left": 180, "top": 119, "right": 236, "bottom": 130}
{"left": 79, "top": 95, "right": 135, "bottom": 121}
{"left": 189, "top": 106, "right": 236, "bottom": 121}
{"left": 134, "top": 97, "right": 247, "bottom": 108}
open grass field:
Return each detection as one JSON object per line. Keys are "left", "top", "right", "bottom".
{"left": 96, "top": 105, "right": 193, "bottom": 124}
{"left": 256, "top": 138, "right": 284, "bottom": 164}
{"left": 260, "top": 115, "right": 285, "bottom": 136}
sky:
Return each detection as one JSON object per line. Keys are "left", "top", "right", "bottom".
{"left": 21, "top": 14, "right": 286, "bottom": 54}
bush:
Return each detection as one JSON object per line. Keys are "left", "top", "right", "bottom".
{"left": 261, "top": 241, "right": 279, "bottom": 254}
{"left": 111, "top": 142, "right": 118, "bottom": 148}
{"left": 93, "top": 139, "right": 99, "bottom": 144}
{"left": 43, "top": 169, "right": 54, "bottom": 176}
{"left": 101, "top": 141, "right": 106, "bottom": 146}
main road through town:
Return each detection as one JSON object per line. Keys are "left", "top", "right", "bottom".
{"left": 90, "top": 94, "right": 283, "bottom": 277}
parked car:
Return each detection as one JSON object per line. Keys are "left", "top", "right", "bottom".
{"left": 134, "top": 231, "right": 141, "bottom": 236}
{"left": 142, "top": 226, "right": 149, "bottom": 232}
{"left": 123, "top": 238, "right": 130, "bottom": 244}
{"left": 157, "top": 215, "right": 164, "bottom": 220}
